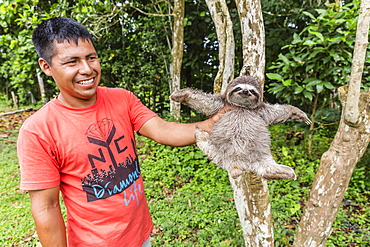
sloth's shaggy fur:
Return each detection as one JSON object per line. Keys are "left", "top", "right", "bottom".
{"left": 170, "top": 75, "right": 311, "bottom": 180}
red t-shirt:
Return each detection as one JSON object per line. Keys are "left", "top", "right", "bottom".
{"left": 18, "top": 87, "right": 157, "bottom": 246}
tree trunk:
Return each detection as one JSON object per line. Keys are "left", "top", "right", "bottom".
{"left": 229, "top": 173, "right": 274, "bottom": 247}
{"left": 205, "top": 0, "right": 235, "bottom": 94}
{"left": 294, "top": 86, "right": 370, "bottom": 247}
{"left": 170, "top": 0, "right": 185, "bottom": 121}
{"left": 235, "top": 0, "right": 265, "bottom": 84}
{"left": 344, "top": 0, "right": 370, "bottom": 126}
{"left": 230, "top": 1, "right": 273, "bottom": 246}
{"left": 294, "top": 1, "right": 370, "bottom": 246}
{"left": 37, "top": 68, "right": 48, "bottom": 104}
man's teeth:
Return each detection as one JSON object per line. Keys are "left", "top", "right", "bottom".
{"left": 78, "top": 78, "right": 94, "bottom": 85}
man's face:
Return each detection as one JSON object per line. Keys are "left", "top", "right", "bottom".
{"left": 39, "top": 38, "right": 101, "bottom": 108}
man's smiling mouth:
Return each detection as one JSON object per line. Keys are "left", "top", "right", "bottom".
{"left": 77, "top": 78, "right": 94, "bottom": 85}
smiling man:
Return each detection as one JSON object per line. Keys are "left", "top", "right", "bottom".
{"left": 17, "top": 17, "right": 225, "bottom": 247}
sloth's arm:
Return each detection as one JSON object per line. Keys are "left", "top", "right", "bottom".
{"left": 261, "top": 104, "right": 311, "bottom": 125}
{"left": 170, "top": 88, "right": 224, "bottom": 117}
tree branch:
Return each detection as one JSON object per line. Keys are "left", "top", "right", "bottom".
{"left": 344, "top": 0, "right": 370, "bottom": 126}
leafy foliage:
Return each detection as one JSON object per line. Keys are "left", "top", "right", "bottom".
{"left": 266, "top": 0, "right": 369, "bottom": 114}
{"left": 1, "top": 0, "right": 338, "bottom": 113}
{"left": 261, "top": 0, "right": 328, "bottom": 70}
{"left": 0, "top": 0, "right": 173, "bottom": 110}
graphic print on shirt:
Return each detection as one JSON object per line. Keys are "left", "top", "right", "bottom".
{"left": 81, "top": 118, "right": 142, "bottom": 202}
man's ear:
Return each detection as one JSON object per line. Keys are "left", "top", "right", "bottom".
{"left": 38, "top": 58, "right": 52, "bottom": 76}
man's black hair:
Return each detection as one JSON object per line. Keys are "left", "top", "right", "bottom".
{"left": 32, "top": 17, "right": 95, "bottom": 65}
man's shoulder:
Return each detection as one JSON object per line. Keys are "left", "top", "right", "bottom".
{"left": 20, "top": 100, "right": 58, "bottom": 131}
{"left": 97, "top": 86, "right": 136, "bottom": 102}
{"left": 98, "top": 86, "right": 130, "bottom": 94}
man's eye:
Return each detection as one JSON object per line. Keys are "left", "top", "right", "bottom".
{"left": 66, "top": 60, "right": 76, "bottom": 64}
{"left": 88, "top": 56, "right": 97, "bottom": 61}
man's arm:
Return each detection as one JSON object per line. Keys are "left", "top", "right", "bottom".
{"left": 29, "top": 186, "right": 67, "bottom": 247}
{"left": 137, "top": 116, "right": 214, "bottom": 147}
{"left": 138, "top": 106, "right": 235, "bottom": 146}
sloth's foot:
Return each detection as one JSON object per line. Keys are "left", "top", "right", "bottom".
{"left": 229, "top": 167, "right": 243, "bottom": 179}
{"left": 194, "top": 127, "right": 209, "bottom": 142}
{"left": 194, "top": 128, "right": 214, "bottom": 159}
{"left": 169, "top": 89, "right": 190, "bottom": 103}
{"left": 262, "top": 164, "right": 296, "bottom": 181}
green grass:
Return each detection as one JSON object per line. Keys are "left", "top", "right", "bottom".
{"left": 1, "top": 102, "right": 369, "bottom": 246}
{"left": 0, "top": 124, "right": 37, "bottom": 246}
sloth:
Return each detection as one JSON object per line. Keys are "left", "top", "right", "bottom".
{"left": 170, "top": 75, "right": 311, "bottom": 180}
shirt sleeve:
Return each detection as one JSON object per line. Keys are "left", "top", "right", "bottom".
{"left": 17, "top": 129, "right": 61, "bottom": 191}
{"left": 126, "top": 91, "right": 158, "bottom": 132}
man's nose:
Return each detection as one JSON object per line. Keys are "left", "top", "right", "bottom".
{"left": 79, "top": 60, "right": 93, "bottom": 75}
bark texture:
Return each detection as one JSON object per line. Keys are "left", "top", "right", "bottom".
{"left": 235, "top": 0, "right": 265, "bottom": 84}
{"left": 344, "top": 0, "right": 370, "bottom": 126}
{"left": 205, "top": 0, "right": 235, "bottom": 94}
{"left": 170, "top": 0, "right": 185, "bottom": 121}
{"left": 229, "top": 173, "right": 274, "bottom": 247}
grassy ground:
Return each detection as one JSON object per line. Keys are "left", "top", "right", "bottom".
{"left": 0, "top": 104, "right": 38, "bottom": 246}
{"left": 1, "top": 101, "right": 369, "bottom": 246}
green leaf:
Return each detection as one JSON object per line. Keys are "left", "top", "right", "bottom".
{"left": 303, "top": 91, "right": 314, "bottom": 101}
{"left": 323, "top": 81, "right": 336, "bottom": 90}
{"left": 294, "top": 86, "right": 304, "bottom": 94}
{"left": 266, "top": 73, "right": 284, "bottom": 82}
{"left": 329, "top": 50, "right": 341, "bottom": 61}
{"left": 316, "top": 84, "right": 324, "bottom": 93}
{"left": 308, "top": 29, "right": 324, "bottom": 41}
{"left": 302, "top": 11, "right": 316, "bottom": 20}
{"left": 315, "top": 9, "right": 328, "bottom": 16}
{"left": 282, "top": 79, "right": 292, "bottom": 86}
{"left": 305, "top": 78, "right": 322, "bottom": 87}
{"left": 282, "top": 146, "right": 289, "bottom": 157}
{"left": 288, "top": 203, "right": 301, "bottom": 215}
{"left": 303, "top": 40, "right": 317, "bottom": 46}
{"left": 308, "top": 47, "right": 326, "bottom": 59}
{"left": 278, "top": 54, "right": 291, "bottom": 65}
{"left": 268, "top": 84, "right": 285, "bottom": 94}
{"left": 292, "top": 33, "right": 302, "bottom": 44}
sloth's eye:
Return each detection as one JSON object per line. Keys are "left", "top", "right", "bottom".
{"left": 232, "top": 87, "right": 242, "bottom": 93}
{"left": 250, "top": 90, "right": 259, "bottom": 97}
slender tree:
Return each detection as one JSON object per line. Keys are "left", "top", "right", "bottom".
{"left": 170, "top": 0, "right": 185, "bottom": 120}
{"left": 207, "top": 0, "right": 273, "bottom": 245}
{"left": 294, "top": 0, "right": 370, "bottom": 246}
{"left": 205, "top": 0, "right": 235, "bottom": 93}
{"left": 229, "top": 0, "right": 274, "bottom": 246}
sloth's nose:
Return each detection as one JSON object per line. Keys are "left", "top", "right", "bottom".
{"left": 242, "top": 89, "right": 250, "bottom": 95}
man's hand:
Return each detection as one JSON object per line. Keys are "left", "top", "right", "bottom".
{"left": 196, "top": 105, "right": 237, "bottom": 133}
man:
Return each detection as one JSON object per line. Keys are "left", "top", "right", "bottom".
{"left": 18, "top": 17, "right": 225, "bottom": 247}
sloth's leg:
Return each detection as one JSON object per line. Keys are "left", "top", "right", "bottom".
{"left": 255, "top": 156, "right": 296, "bottom": 180}
{"left": 195, "top": 128, "right": 242, "bottom": 178}
{"left": 194, "top": 128, "right": 214, "bottom": 157}
{"left": 228, "top": 166, "right": 244, "bottom": 179}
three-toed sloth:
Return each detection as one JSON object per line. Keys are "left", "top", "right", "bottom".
{"left": 170, "top": 75, "right": 311, "bottom": 180}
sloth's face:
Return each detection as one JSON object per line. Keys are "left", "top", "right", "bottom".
{"left": 227, "top": 83, "right": 260, "bottom": 108}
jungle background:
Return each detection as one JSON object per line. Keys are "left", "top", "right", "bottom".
{"left": 0, "top": 0, "right": 369, "bottom": 246}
